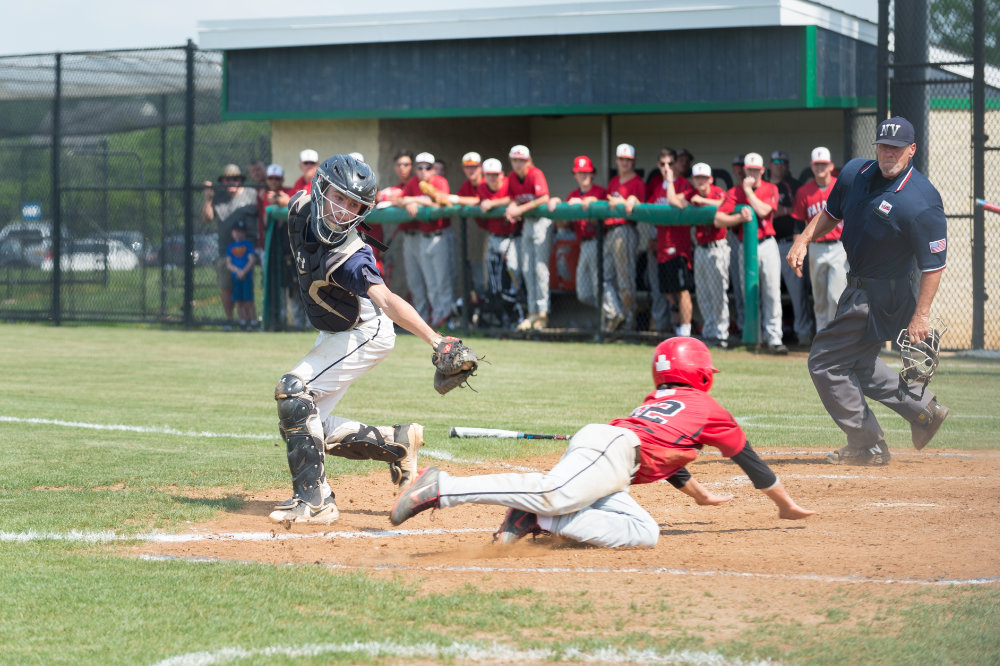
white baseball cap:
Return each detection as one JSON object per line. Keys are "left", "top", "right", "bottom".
{"left": 616, "top": 143, "right": 636, "bottom": 159}
{"left": 265, "top": 164, "right": 284, "bottom": 178}
{"left": 482, "top": 158, "right": 504, "bottom": 174}
{"left": 691, "top": 162, "right": 712, "bottom": 178}
{"left": 508, "top": 144, "right": 531, "bottom": 159}
{"left": 462, "top": 151, "right": 482, "bottom": 165}
{"left": 299, "top": 149, "right": 319, "bottom": 163}
{"left": 810, "top": 146, "right": 832, "bottom": 163}
{"left": 415, "top": 152, "right": 435, "bottom": 165}
{"left": 743, "top": 152, "right": 765, "bottom": 169}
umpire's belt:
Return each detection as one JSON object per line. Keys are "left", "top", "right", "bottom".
{"left": 846, "top": 273, "right": 907, "bottom": 291}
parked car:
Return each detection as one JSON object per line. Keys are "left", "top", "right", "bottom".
{"left": 41, "top": 238, "right": 140, "bottom": 271}
{"left": 145, "top": 234, "right": 218, "bottom": 268}
{"left": 0, "top": 221, "right": 63, "bottom": 268}
{"left": 107, "top": 231, "right": 148, "bottom": 258}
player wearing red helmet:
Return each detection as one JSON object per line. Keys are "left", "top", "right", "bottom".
{"left": 390, "top": 338, "right": 814, "bottom": 548}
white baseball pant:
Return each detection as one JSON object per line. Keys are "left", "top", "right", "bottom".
{"left": 733, "top": 236, "right": 784, "bottom": 346}
{"left": 808, "top": 240, "right": 849, "bottom": 332}
{"left": 693, "top": 239, "right": 730, "bottom": 342}
{"left": 438, "top": 423, "right": 658, "bottom": 548}
{"left": 520, "top": 217, "right": 553, "bottom": 316}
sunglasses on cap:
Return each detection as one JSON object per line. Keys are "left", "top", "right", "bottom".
{"left": 771, "top": 159, "right": 788, "bottom": 165}
{"left": 301, "top": 161, "right": 317, "bottom": 166}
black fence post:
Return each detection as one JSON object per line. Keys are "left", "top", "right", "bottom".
{"left": 876, "top": 0, "right": 890, "bottom": 122}
{"left": 52, "top": 53, "right": 62, "bottom": 326}
{"left": 183, "top": 40, "right": 196, "bottom": 329}
{"left": 972, "top": 0, "right": 986, "bottom": 350}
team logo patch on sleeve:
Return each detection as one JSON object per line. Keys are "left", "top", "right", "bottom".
{"left": 878, "top": 200, "right": 893, "bottom": 215}
{"left": 929, "top": 238, "right": 946, "bottom": 253}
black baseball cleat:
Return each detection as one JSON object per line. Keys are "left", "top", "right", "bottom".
{"left": 389, "top": 466, "right": 441, "bottom": 525}
{"left": 911, "top": 399, "right": 949, "bottom": 450}
{"left": 825, "top": 441, "right": 891, "bottom": 466}
{"left": 493, "top": 508, "right": 543, "bottom": 545}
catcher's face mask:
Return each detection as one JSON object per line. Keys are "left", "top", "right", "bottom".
{"left": 897, "top": 319, "right": 947, "bottom": 385}
{"left": 315, "top": 181, "right": 366, "bottom": 245}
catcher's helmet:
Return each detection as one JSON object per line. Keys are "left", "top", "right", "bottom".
{"left": 652, "top": 337, "right": 719, "bottom": 392}
{"left": 311, "top": 154, "right": 377, "bottom": 246}
{"left": 896, "top": 318, "right": 947, "bottom": 385}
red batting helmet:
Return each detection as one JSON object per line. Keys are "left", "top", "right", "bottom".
{"left": 651, "top": 337, "right": 719, "bottom": 392}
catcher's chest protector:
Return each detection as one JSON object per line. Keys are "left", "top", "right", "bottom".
{"left": 287, "top": 193, "right": 368, "bottom": 332}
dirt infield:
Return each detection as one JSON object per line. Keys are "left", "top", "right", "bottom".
{"left": 137, "top": 448, "right": 1000, "bottom": 617}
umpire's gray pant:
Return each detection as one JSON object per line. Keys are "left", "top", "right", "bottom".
{"left": 808, "top": 287, "right": 934, "bottom": 450}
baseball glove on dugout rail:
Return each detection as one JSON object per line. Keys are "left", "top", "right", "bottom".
{"left": 419, "top": 180, "right": 451, "bottom": 206}
{"left": 432, "top": 336, "right": 480, "bottom": 394}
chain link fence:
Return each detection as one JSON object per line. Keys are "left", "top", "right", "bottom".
{"left": 0, "top": 46, "right": 269, "bottom": 326}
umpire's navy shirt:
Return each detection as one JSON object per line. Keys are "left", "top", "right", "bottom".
{"left": 826, "top": 158, "right": 947, "bottom": 280}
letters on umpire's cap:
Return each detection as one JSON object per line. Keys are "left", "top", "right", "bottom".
{"left": 873, "top": 116, "right": 915, "bottom": 147}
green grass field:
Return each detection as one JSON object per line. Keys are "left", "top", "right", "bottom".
{"left": 0, "top": 323, "right": 998, "bottom": 665}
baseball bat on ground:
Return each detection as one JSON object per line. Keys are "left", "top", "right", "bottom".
{"left": 450, "top": 426, "right": 569, "bottom": 440}
{"left": 975, "top": 198, "right": 1000, "bottom": 214}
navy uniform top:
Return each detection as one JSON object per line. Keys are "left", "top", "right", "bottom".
{"left": 287, "top": 191, "right": 385, "bottom": 333}
{"left": 826, "top": 158, "right": 947, "bottom": 280}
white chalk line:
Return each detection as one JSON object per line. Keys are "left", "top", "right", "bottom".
{"left": 0, "top": 526, "right": 494, "bottom": 543}
{"left": 151, "top": 640, "right": 769, "bottom": 666}
{"left": 0, "top": 416, "right": 273, "bottom": 441}
{"left": 135, "top": 552, "right": 999, "bottom": 588}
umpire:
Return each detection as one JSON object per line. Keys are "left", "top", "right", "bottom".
{"left": 786, "top": 116, "right": 949, "bottom": 466}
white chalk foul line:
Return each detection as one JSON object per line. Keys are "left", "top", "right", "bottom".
{"left": 0, "top": 416, "right": 273, "bottom": 441}
{"left": 135, "top": 552, "right": 999, "bottom": 588}
{"left": 151, "top": 640, "right": 769, "bottom": 666}
{"left": 0, "top": 527, "right": 494, "bottom": 544}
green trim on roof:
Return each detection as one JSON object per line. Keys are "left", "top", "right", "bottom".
{"left": 929, "top": 97, "right": 1000, "bottom": 109}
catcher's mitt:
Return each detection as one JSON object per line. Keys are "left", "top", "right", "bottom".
{"left": 432, "top": 336, "right": 479, "bottom": 395}
{"left": 419, "top": 180, "right": 451, "bottom": 206}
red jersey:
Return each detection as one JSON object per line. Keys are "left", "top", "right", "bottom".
{"left": 291, "top": 176, "right": 312, "bottom": 195}
{"left": 475, "top": 179, "right": 520, "bottom": 236}
{"left": 458, "top": 179, "right": 480, "bottom": 199}
{"left": 506, "top": 166, "right": 549, "bottom": 209}
{"left": 393, "top": 178, "right": 418, "bottom": 233}
{"left": 565, "top": 184, "right": 608, "bottom": 241}
{"left": 404, "top": 175, "right": 451, "bottom": 234}
{"left": 792, "top": 177, "right": 842, "bottom": 242}
{"left": 717, "top": 181, "right": 780, "bottom": 242}
{"left": 606, "top": 173, "right": 645, "bottom": 226}
{"left": 647, "top": 184, "right": 692, "bottom": 264}
{"left": 646, "top": 172, "right": 693, "bottom": 200}
{"left": 609, "top": 386, "right": 747, "bottom": 485}
{"left": 686, "top": 185, "right": 728, "bottom": 245}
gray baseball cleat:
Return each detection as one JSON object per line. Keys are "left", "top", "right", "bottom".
{"left": 268, "top": 495, "right": 339, "bottom": 525}
{"left": 390, "top": 466, "right": 440, "bottom": 525}
{"left": 910, "top": 399, "right": 949, "bottom": 450}
{"left": 493, "top": 508, "right": 543, "bottom": 544}
{"left": 389, "top": 423, "right": 424, "bottom": 493}
{"left": 825, "top": 441, "right": 891, "bottom": 466}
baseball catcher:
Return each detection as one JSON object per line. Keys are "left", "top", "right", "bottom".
{"left": 432, "top": 336, "right": 480, "bottom": 394}
{"left": 268, "top": 153, "right": 481, "bottom": 526}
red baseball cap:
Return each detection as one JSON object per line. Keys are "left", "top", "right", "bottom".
{"left": 572, "top": 155, "right": 595, "bottom": 173}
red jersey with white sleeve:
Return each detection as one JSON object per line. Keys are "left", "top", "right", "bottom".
{"left": 717, "top": 181, "right": 780, "bottom": 242}
{"left": 566, "top": 184, "right": 608, "bottom": 241}
{"left": 606, "top": 174, "right": 645, "bottom": 227}
{"left": 609, "top": 386, "right": 747, "bottom": 485}
{"left": 647, "top": 183, "right": 693, "bottom": 264}
{"left": 404, "top": 175, "right": 451, "bottom": 234}
{"left": 475, "top": 179, "right": 520, "bottom": 236}
{"left": 506, "top": 166, "right": 549, "bottom": 209}
{"left": 687, "top": 184, "right": 728, "bottom": 245}
{"left": 792, "top": 177, "right": 841, "bottom": 242}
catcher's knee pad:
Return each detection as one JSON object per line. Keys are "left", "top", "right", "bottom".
{"left": 275, "top": 374, "right": 325, "bottom": 508}
{"left": 326, "top": 423, "right": 406, "bottom": 463}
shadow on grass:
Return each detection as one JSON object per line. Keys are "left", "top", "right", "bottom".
{"left": 172, "top": 495, "right": 246, "bottom": 512}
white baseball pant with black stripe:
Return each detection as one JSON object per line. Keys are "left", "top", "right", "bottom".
{"left": 437, "top": 424, "right": 658, "bottom": 548}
